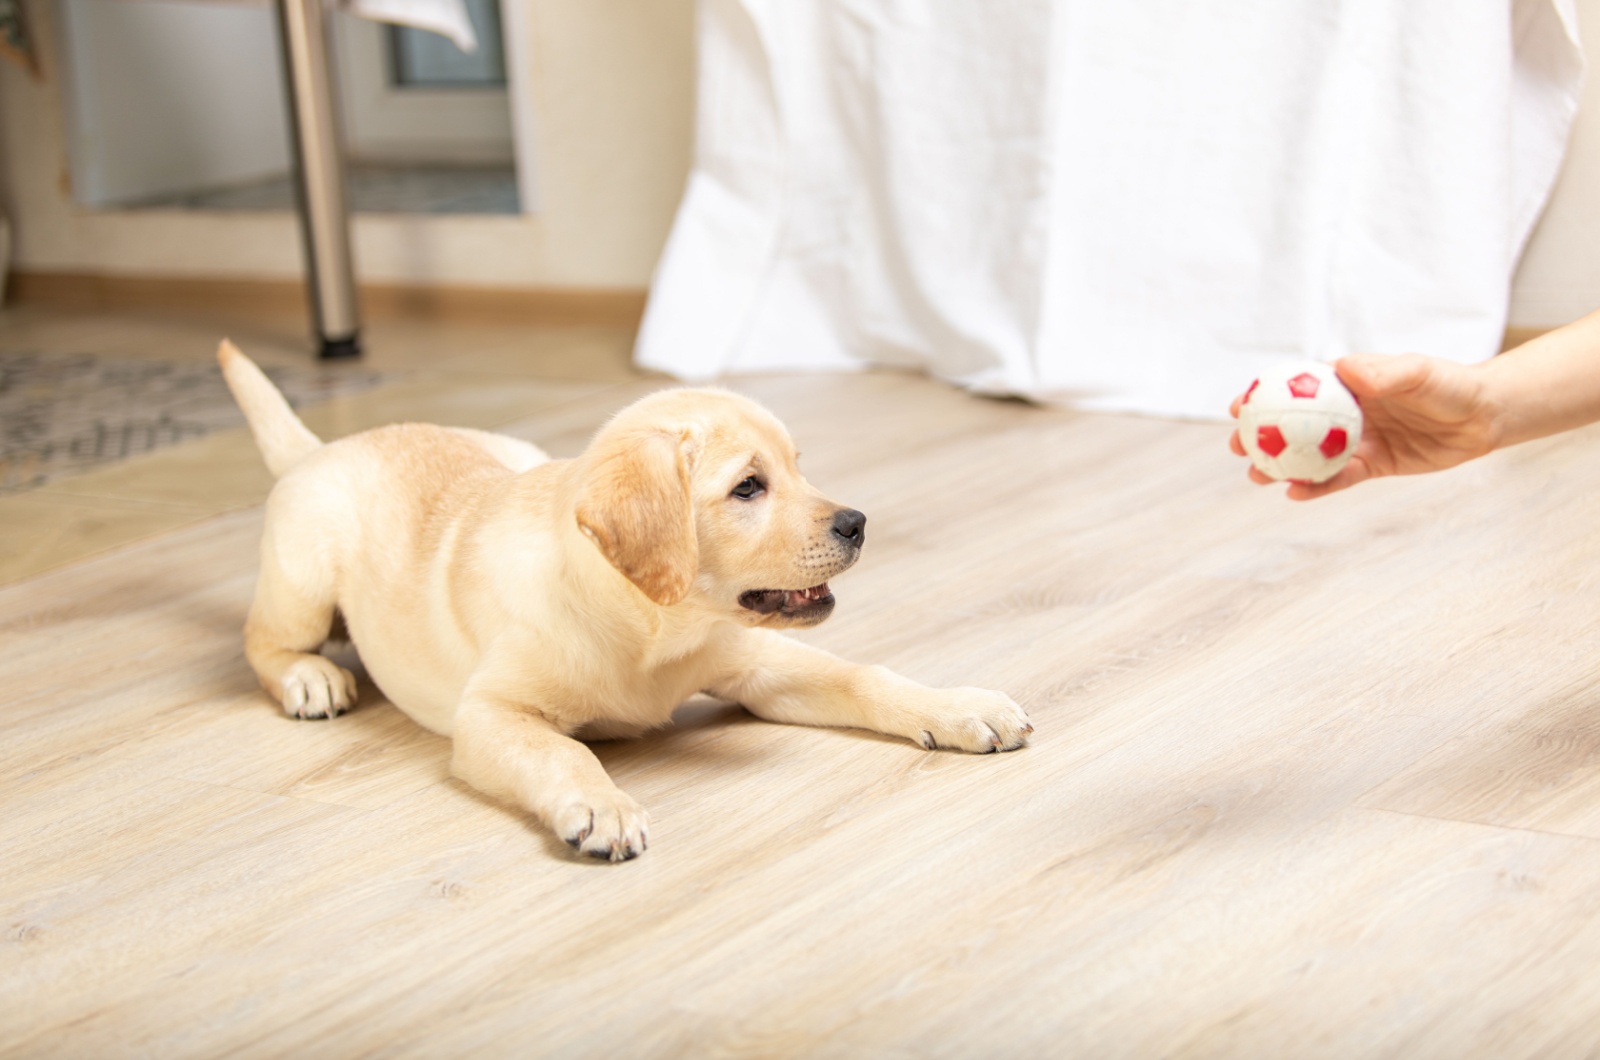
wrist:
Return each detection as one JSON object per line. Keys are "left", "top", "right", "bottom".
{"left": 1475, "top": 354, "right": 1524, "bottom": 451}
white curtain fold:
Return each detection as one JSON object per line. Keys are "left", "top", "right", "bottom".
{"left": 342, "top": 0, "right": 475, "bottom": 52}
{"left": 125, "top": 0, "right": 479, "bottom": 52}
{"left": 638, "top": 0, "right": 1585, "bottom": 420}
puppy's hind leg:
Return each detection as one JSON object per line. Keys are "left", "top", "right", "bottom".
{"left": 244, "top": 525, "right": 357, "bottom": 720}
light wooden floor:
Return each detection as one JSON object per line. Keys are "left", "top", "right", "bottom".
{"left": 5, "top": 307, "right": 1600, "bottom": 1057}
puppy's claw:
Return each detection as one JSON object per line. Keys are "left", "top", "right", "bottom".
{"left": 279, "top": 657, "right": 356, "bottom": 720}
{"left": 553, "top": 797, "right": 649, "bottom": 863}
{"left": 564, "top": 831, "right": 588, "bottom": 850}
{"left": 587, "top": 839, "right": 643, "bottom": 863}
{"left": 562, "top": 810, "right": 594, "bottom": 849}
{"left": 912, "top": 688, "right": 1032, "bottom": 754}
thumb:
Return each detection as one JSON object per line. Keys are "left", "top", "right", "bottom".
{"left": 1335, "top": 353, "right": 1430, "bottom": 400}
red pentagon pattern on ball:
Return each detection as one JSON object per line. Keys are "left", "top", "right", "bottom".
{"left": 1286, "top": 373, "right": 1321, "bottom": 399}
{"left": 1256, "top": 425, "right": 1287, "bottom": 457}
{"left": 1319, "top": 427, "right": 1349, "bottom": 458}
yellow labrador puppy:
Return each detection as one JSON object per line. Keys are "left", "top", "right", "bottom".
{"left": 220, "top": 340, "right": 1030, "bottom": 861}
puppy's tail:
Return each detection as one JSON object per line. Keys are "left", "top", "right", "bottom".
{"left": 217, "top": 339, "right": 323, "bottom": 478}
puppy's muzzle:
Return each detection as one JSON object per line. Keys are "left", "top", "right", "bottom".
{"left": 737, "top": 508, "right": 867, "bottom": 622}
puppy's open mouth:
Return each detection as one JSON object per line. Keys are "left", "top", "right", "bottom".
{"left": 739, "top": 583, "right": 833, "bottom": 616}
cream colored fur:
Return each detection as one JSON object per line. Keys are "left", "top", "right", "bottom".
{"left": 219, "top": 339, "right": 1031, "bottom": 861}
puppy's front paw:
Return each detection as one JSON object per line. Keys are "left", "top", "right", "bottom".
{"left": 552, "top": 791, "right": 650, "bottom": 863}
{"left": 914, "top": 688, "right": 1032, "bottom": 754}
{"left": 280, "top": 656, "right": 357, "bottom": 720}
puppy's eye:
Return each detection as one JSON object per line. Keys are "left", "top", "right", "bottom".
{"left": 731, "top": 476, "right": 764, "bottom": 500}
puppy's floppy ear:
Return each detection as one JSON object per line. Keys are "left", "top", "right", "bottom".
{"left": 575, "top": 429, "right": 698, "bottom": 606}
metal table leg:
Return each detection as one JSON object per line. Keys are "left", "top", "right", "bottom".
{"left": 275, "top": 0, "right": 362, "bottom": 359}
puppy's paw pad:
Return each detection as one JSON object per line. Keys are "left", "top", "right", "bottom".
{"left": 917, "top": 688, "right": 1032, "bottom": 754}
{"left": 281, "top": 657, "right": 357, "bottom": 720}
{"left": 553, "top": 793, "right": 650, "bottom": 863}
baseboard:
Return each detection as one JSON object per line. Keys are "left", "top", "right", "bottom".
{"left": 5, "top": 271, "right": 649, "bottom": 328}
{"left": 7, "top": 271, "right": 1549, "bottom": 348}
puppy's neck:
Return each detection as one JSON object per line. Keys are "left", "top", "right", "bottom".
{"left": 558, "top": 520, "right": 728, "bottom": 662}
{"left": 490, "top": 459, "right": 734, "bottom": 670}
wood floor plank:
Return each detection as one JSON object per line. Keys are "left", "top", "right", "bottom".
{"left": 1363, "top": 676, "right": 1600, "bottom": 840}
{"left": 0, "top": 491, "right": 211, "bottom": 587}
{"left": 8, "top": 354, "right": 1600, "bottom": 1056}
{"left": 36, "top": 377, "right": 619, "bottom": 511}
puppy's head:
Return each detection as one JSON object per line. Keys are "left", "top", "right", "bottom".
{"left": 574, "top": 388, "right": 864, "bottom": 627}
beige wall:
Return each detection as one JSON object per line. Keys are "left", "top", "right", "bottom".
{"left": 0, "top": 0, "right": 695, "bottom": 289}
{"left": 1510, "top": 0, "right": 1600, "bottom": 328}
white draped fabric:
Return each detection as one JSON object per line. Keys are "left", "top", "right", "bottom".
{"left": 342, "top": 0, "right": 475, "bottom": 52}
{"left": 162, "top": 0, "right": 478, "bottom": 51}
{"left": 637, "top": 0, "right": 1585, "bottom": 419}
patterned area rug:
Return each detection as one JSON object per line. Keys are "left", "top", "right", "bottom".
{"left": 128, "top": 164, "right": 520, "bottom": 216}
{"left": 0, "top": 353, "right": 388, "bottom": 489}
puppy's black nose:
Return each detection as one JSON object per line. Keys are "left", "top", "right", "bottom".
{"left": 831, "top": 508, "right": 866, "bottom": 548}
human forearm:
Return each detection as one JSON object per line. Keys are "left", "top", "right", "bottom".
{"left": 1482, "top": 307, "right": 1600, "bottom": 449}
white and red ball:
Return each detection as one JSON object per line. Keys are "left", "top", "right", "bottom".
{"left": 1237, "top": 361, "right": 1362, "bottom": 484}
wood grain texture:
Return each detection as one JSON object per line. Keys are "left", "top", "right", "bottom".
{"left": 5, "top": 358, "right": 1600, "bottom": 1057}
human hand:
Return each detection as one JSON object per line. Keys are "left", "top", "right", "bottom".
{"left": 1229, "top": 353, "right": 1503, "bottom": 500}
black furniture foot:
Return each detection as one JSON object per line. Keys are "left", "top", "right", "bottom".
{"left": 318, "top": 333, "right": 362, "bottom": 360}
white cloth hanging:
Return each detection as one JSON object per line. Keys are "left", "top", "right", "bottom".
{"left": 343, "top": 0, "right": 475, "bottom": 52}
{"left": 637, "top": 0, "right": 1584, "bottom": 420}
{"left": 147, "top": 0, "right": 479, "bottom": 52}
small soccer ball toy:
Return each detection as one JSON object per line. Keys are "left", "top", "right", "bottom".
{"left": 1237, "top": 362, "right": 1362, "bottom": 484}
